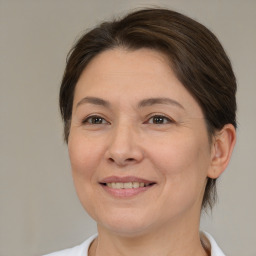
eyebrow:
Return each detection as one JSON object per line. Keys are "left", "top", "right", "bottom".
{"left": 76, "top": 96, "right": 184, "bottom": 110}
{"left": 76, "top": 96, "right": 110, "bottom": 109}
{"left": 138, "top": 97, "right": 184, "bottom": 109}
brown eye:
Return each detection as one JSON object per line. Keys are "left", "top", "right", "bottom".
{"left": 148, "top": 115, "right": 172, "bottom": 124}
{"left": 83, "top": 115, "right": 108, "bottom": 125}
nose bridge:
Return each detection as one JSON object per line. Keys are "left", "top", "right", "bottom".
{"left": 106, "top": 118, "right": 143, "bottom": 165}
{"left": 113, "top": 120, "right": 132, "bottom": 145}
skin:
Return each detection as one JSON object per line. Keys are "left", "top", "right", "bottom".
{"left": 68, "top": 48, "right": 236, "bottom": 256}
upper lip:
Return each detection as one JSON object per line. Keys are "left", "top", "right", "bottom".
{"left": 99, "top": 176, "right": 156, "bottom": 184}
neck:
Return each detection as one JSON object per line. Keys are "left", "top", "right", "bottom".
{"left": 89, "top": 217, "right": 208, "bottom": 256}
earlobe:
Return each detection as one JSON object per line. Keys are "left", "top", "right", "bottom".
{"left": 207, "top": 124, "right": 236, "bottom": 179}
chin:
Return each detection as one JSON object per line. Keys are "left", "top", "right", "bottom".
{"left": 94, "top": 209, "right": 157, "bottom": 237}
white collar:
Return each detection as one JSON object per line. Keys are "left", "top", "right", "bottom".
{"left": 200, "top": 231, "right": 226, "bottom": 256}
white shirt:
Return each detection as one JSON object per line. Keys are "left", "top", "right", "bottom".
{"left": 43, "top": 232, "right": 225, "bottom": 256}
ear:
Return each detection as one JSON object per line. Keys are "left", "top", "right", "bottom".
{"left": 207, "top": 124, "right": 236, "bottom": 179}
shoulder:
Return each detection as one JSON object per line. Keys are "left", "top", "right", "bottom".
{"left": 200, "top": 231, "right": 226, "bottom": 256}
{"left": 43, "top": 234, "right": 97, "bottom": 256}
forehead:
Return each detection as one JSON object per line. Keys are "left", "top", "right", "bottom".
{"left": 73, "top": 48, "right": 203, "bottom": 116}
{"left": 79, "top": 48, "right": 172, "bottom": 85}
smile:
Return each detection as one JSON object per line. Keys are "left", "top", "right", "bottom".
{"left": 105, "top": 182, "right": 152, "bottom": 189}
{"left": 100, "top": 176, "right": 156, "bottom": 197}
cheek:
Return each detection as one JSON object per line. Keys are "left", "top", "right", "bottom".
{"left": 68, "top": 134, "right": 102, "bottom": 178}
{"left": 150, "top": 132, "right": 210, "bottom": 173}
{"left": 68, "top": 133, "right": 104, "bottom": 208}
{"left": 148, "top": 133, "right": 211, "bottom": 203}
{"left": 68, "top": 133, "right": 104, "bottom": 217}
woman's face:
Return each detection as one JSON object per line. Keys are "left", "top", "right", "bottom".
{"left": 68, "top": 48, "right": 214, "bottom": 236}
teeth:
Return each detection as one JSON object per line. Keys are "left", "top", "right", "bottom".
{"left": 133, "top": 182, "right": 139, "bottom": 188}
{"left": 123, "top": 182, "right": 132, "bottom": 188}
{"left": 106, "top": 182, "right": 146, "bottom": 189}
{"left": 114, "top": 182, "right": 123, "bottom": 189}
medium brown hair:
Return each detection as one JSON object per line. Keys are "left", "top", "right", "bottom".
{"left": 59, "top": 8, "right": 237, "bottom": 210}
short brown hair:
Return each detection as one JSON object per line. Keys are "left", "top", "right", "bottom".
{"left": 59, "top": 8, "right": 237, "bottom": 210}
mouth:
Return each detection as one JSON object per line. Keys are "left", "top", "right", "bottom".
{"left": 99, "top": 176, "right": 156, "bottom": 197}
{"left": 102, "top": 181, "right": 155, "bottom": 189}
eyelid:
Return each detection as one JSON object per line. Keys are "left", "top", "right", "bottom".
{"left": 144, "top": 114, "right": 176, "bottom": 124}
{"left": 82, "top": 114, "right": 110, "bottom": 125}
{"left": 81, "top": 113, "right": 175, "bottom": 125}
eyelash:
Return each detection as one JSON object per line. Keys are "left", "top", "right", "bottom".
{"left": 82, "top": 114, "right": 174, "bottom": 126}
{"left": 82, "top": 115, "right": 109, "bottom": 125}
{"left": 146, "top": 115, "right": 174, "bottom": 125}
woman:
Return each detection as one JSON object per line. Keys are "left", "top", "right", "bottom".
{"left": 45, "top": 8, "right": 236, "bottom": 256}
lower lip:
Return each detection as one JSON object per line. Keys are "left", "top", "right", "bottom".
{"left": 100, "top": 184, "right": 154, "bottom": 198}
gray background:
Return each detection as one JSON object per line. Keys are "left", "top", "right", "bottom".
{"left": 1, "top": 0, "right": 255, "bottom": 255}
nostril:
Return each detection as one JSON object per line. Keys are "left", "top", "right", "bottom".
{"left": 108, "top": 158, "right": 115, "bottom": 163}
{"left": 108, "top": 157, "right": 135, "bottom": 165}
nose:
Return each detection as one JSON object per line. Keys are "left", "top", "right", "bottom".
{"left": 105, "top": 122, "right": 144, "bottom": 167}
